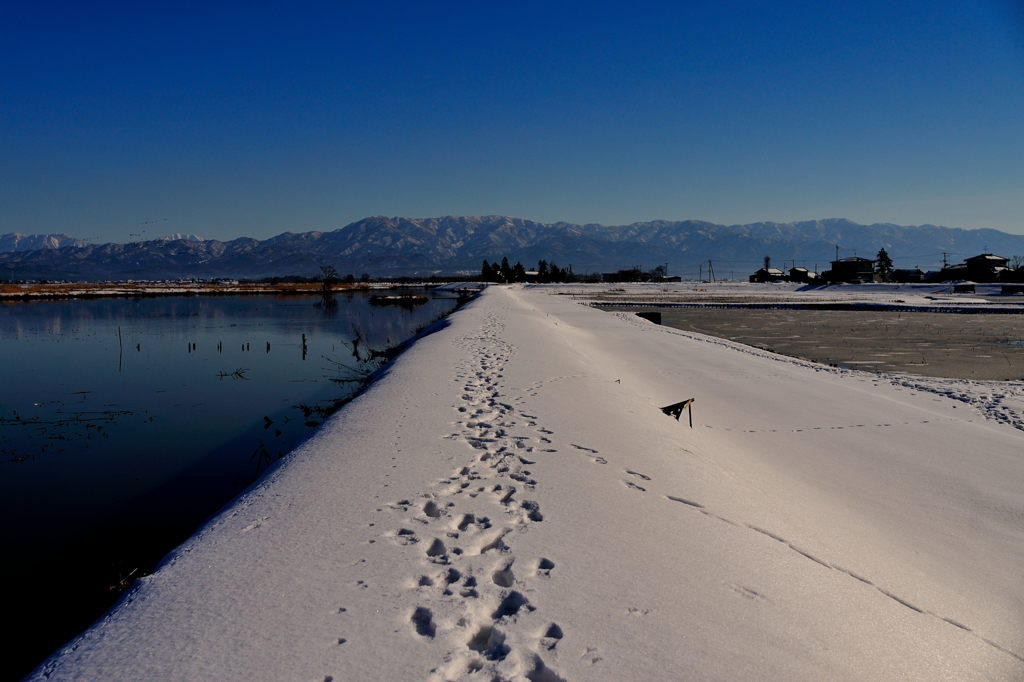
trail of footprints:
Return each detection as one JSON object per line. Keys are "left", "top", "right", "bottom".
{"left": 379, "top": 314, "right": 576, "bottom": 681}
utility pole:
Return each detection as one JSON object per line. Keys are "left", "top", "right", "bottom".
{"left": 942, "top": 252, "right": 948, "bottom": 268}
{"left": 708, "top": 260, "right": 715, "bottom": 283}
{"left": 699, "top": 264, "right": 702, "bottom": 281}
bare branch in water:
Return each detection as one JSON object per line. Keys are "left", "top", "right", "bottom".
{"left": 250, "top": 438, "right": 275, "bottom": 476}
{"left": 322, "top": 325, "right": 404, "bottom": 386}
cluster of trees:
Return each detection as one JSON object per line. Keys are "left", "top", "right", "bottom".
{"left": 481, "top": 258, "right": 572, "bottom": 283}
{"left": 319, "top": 265, "right": 371, "bottom": 292}
{"left": 603, "top": 264, "right": 667, "bottom": 283}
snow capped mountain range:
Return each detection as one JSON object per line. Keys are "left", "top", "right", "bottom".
{"left": 2, "top": 216, "right": 1023, "bottom": 281}
{"left": 0, "top": 233, "right": 87, "bottom": 253}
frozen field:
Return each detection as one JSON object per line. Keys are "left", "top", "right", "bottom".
{"left": 549, "top": 280, "right": 1024, "bottom": 310}
{"left": 604, "top": 307, "right": 1024, "bottom": 381}
{"left": 31, "top": 285, "right": 1024, "bottom": 681}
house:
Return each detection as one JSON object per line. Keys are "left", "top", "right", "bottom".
{"left": 963, "top": 254, "right": 1009, "bottom": 282}
{"left": 826, "top": 257, "right": 875, "bottom": 283}
{"left": 892, "top": 268, "right": 925, "bottom": 283}
{"left": 936, "top": 254, "right": 1009, "bottom": 283}
{"left": 749, "top": 267, "right": 787, "bottom": 283}
{"left": 933, "top": 263, "right": 969, "bottom": 282}
{"left": 788, "top": 267, "right": 818, "bottom": 284}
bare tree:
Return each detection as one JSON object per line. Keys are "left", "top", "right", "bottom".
{"left": 319, "top": 265, "right": 339, "bottom": 295}
{"left": 1011, "top": 255, "right": 1024, "bottom": 271}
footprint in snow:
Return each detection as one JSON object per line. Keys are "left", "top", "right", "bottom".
{"left": 581, "top": 645, "right": 603, "bottom": 665}
{"left": 393, "top": 528, "right": 419, "bottom": 545}
{"left": 491, "top": 561, "right": 515, "bottom": 587}
{"left": 519, "top": 500, "right": 543, "bottom": 521}
{"left": 411, "top": 607, "right": 436, "bottom": 637}
{"left": 539, "top": 623, "right": 563, "bottom": 650}
{"left": 492, "top": 591, "right": 533, "bottom": 619}
{"left": 459, "top": 575, "right": 479, "bottom": 598}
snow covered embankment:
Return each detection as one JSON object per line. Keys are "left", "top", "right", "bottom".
{"left": 610, "top": 312, "right": 1024, "bottom": 434}
{"left": 31, "top": 287, "right": 1024, "bottom": 681}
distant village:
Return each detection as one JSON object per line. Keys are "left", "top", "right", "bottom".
{"left": 481, "top": 250, "right": 1024, "bottom": 287}
{"left": 749, "top": 250, "right": 1024, "bottom": 285}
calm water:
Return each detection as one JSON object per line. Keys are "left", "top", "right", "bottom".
{"left": 0, "top": 291, "right": 458, "bottom": 680}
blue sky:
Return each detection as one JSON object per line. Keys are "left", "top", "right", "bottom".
{"left": 2, "top": 1, "right": 1022, "bottom": 243}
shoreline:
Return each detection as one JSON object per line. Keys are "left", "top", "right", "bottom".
{"left": 0, "top": 281, "right": 473, "bottom": 301}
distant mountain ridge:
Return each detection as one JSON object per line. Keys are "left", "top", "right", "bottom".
{"left": 0, "top": 233, "right": 87, "bottom": 253}
{"left": 2, "top": 216, "right": 1023, "bottom": 281}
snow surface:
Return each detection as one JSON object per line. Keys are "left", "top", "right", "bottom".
{"left": 31, "top": 286, "right": 1024, "bottom": 681}
{"left": 541, "top": 281, "right": 1024, "bottom": 312}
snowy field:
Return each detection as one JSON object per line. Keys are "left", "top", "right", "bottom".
{"left": 31, "top": 285, "right": 1024, "bottom": 681}
{"left": 544, "top": 280, "right": 1024, "bottom": 312}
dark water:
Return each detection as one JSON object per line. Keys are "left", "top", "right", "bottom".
{"left": 0, "top": 291, "right": 458, "bottom": 681}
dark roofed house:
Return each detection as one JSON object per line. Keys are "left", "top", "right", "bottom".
{"left": 964, "top": 254, "right": 1009, "bottom": 283}
{"left": 937, "top": 253, "right": 1009, "bottom": 283}
{"left": 935, "top": 263, "right": 969, "bottom": 282}
{"left": 827, "top": 256, "right": 875, "bottom": 283}
{"left": 789, "top": 267, "right": 818, "bottom": 284}
{"left": 966, "top": 254, "right": 1009, "bottom": 269}
{"left": 749, "top": 267, "right": 787, "bottom": 283}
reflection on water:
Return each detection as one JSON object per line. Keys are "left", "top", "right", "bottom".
{"left": 0, "top": 291, "right": 458, "bottom": 681}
